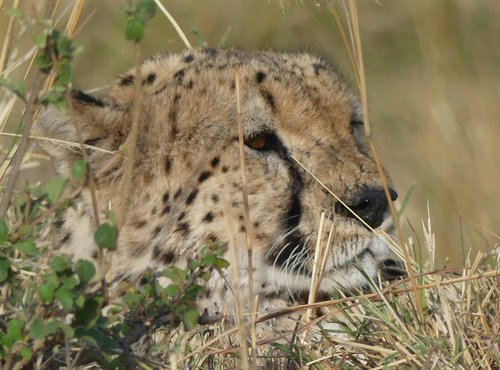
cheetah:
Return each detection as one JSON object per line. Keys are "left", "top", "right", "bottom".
{"left": 35, "top": 48, "right": 404, "bottom": 326}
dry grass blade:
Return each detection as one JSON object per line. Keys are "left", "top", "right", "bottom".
{"left": 0, "top": 73, "right": 45, "bottom": 216}
{"left": 0, "top": 0, "right": 21, "bottom": 73}
{"left": 222, "top": 197, "right": 250, "bottom": 370}
{"left": 153, "top": 0, "right": 192, "bottom": 49}
{"left": 330, "top": 0, "right": 424, "bottom": 320}
{"left": 234, "top": 68, "right": 257, "bottom": 362}
{"left": 117, "top": 41, "right": 143, "bottom": 229}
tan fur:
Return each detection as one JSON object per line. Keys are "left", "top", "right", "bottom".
{"left": 35, "top": 48, "right": 401, "bottom": 327}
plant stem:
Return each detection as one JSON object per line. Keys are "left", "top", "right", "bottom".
{"left": 0, "top": 72, "right": 45, "bottom": 217}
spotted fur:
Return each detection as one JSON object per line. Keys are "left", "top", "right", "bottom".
{"left": 35, "top": 48, "right": 402, "bottom": 323}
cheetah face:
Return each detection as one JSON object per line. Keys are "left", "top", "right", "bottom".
{"left": 36, "top": 48, "right": 404, "bottom": 309}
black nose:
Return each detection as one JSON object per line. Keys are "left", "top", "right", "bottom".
{"left": 335, "top": 187, "right": 397, "bottom": 229}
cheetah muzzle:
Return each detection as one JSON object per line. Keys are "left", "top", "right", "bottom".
{"left": 35, "top": 48, "right": 405, "bottom": 324}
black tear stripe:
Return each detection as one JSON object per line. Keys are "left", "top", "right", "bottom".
{"left": 264, "top": 135, "right": 309, "bottom": 274}
{"left": 71, "top": 90, "right": 105, "bottom": 107}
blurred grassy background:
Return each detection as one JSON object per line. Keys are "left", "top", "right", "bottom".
{"left": 1, "top": 0, "right": 499, "bottom": 267}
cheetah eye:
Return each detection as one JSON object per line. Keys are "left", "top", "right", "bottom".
{"left": 244, "top": 133, "right": 270, "bottom": 150}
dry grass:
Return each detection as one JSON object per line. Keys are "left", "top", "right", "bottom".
{"left": 0, "top": 1, "right": 498, "bottom": 369}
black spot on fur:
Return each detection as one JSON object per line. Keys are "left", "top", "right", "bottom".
{"left": 163, "top": 192, "right": 170, "bottom": 204}
{"left": 61, "top": 233, "right": 71, "bottom": 244}
{"left": 261, "top": 90, "right": 276, "bottom": 111}
{"left": 177, "top": 211, "right": 186, "bottom": 221}
{"left": 198, "top": 171, "right": 212, "bottom": 183}
{"left": 173, "top": 69, "right": 185, "bottom": 83}
{"left": 162, "top": 251, "right": 175, "bottom": 264}
{"left": 206, "top": 233, "right": 218, "bottom": 243}
{"left": 187, "top": 80, "right": 194, "bottom": 89}
{"left": 152, "top": 226, "right": 162, "bottom": 237}
{"left": 312, "top": 63, "right": 326, "bottom": 76}
{"left": 211, "top": 194, "right": 219, "bottom": 203}
{"left": 222, "top": 166, "right": 228, "bottom": 173}
{"left": 54, "top": 218, "right": 65, "bottom": 229}
{"left": 144, "top": 72, "right": 156, "bottom": 84}
{"left": 134, "top": 220, "right": 147, "bottom": 228}
{"left": 165, "top": 158, "right": 173, "bottom": 174}
{"left": 119, "top": 74, "right": 134, "bottom": 86}
{"left": 239, "top": 225, "right": 246, "bottom": 232}
{"left": 185, "top": 189, "right": 199, "bottom": 205}
{"left": 161, "top": 205, "right": 171, "bottom": 215}
{"left": 153, "top": 245, "right": 162, "bottom": 259}
{"left": 174, "top": 188, "right": 182, "bottom": 199}
{"left": 71, "top": 90, "right": 104, "bottom": 107}
{"left": 203, "top": 48, "right": 218, "bottom": 57}
{"left": 169, "top": 94, "right": 180, "bottom": 138}
{"left": 255, "top": 71, "right": 266, "bottom": 83}
{"left": 174, "top": 222, "right": 190, "bottom": 236}
{"left": 92, "top": 250, "right": 98, "bottom": 259}
{"left": 211, "top": 157, "right": 220, "bottom": 168}
{"left": 184, "top": 54, "right": 195, "bottom": 63}
{"left": 152, "top": 206, "right": 158, "bottom": 215}
{"left": 202, "top": 212, "right": 214, "bottom": 223}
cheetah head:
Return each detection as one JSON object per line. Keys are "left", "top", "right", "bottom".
{"left": 36, "top": 48, "right": 404, "bottom": 311}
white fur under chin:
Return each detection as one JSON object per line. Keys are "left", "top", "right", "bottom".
{"left": 263, "top": 231, "right": 396, "bottom": 298}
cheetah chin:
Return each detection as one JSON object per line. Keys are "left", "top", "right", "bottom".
{"left": 35, "top": 48, "right": 405, "bottom": 321}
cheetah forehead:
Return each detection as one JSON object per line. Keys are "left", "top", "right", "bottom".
{"left": 108, "top": 48, "right": 360, "bottom": 119}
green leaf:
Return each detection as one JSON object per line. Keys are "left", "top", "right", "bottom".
{"left": 0, "top": 78, "right": 26, "bottom": 100}
{"left": 165, "top": 284, "right": 179, "bottom": 297}
{"left": 0, "top": 258, "right": 10, "bottom": 282}
{"left": 14, "top": 240, "right": 38, "bottom": 256}
{"left": 33, "top": 31, "right": 48, "bottom": 48}
{"left": 75, "top": 260, "right": 95, "bottom": 284}
{"left": 71, "top": 160, "right": 87, "bottom": 181}
{"left": 182, "top": 308, "right": 199, "bottom": 331}
{"left": 5, "top": 7, "right": 23, "bottom": 18}
{"left": 215, "top": 257, "right": 229, "bottom": 270}
{"left": 34, "top": 54, "right": 51, "bottom": 70}
{"left": 0, "top": 218, "right": 8, "bottom": 244}
{"left": 62, "top": 275, "right": 78, "bottom": 289}
{"left": 49, "top": 254, "right": 71, "bottom": 273}
{"left": 56, "top": 35, "right": 73, "bottom": 57}
{"left": 38, "top": 282, "right": 57, "bottom": 303}
{"left": 45, "top": 178, "right": 67, "bottom": 205}
{"left": 162, "top": 266, "right": 186, "bottom": 282}
{"left": 55, "top": 59, "right": 71, "bottom": 86}
{"left": 136, "top": 0, "right": 157, "bottom": 21}
{"left": 75, "top": 297, "right": 102, "bottom": 328}
{"left": 122, "top": 291, "right": 140, "bottom": 307}
{"left": 29, "top": 317, "right": 59, "bottom": 339}
{"left": 19, "top": 347, "right": 32, "bottom": 361}
{"left": 75, "top": 326, "right": 114, "bottom": 350}
{"left": 185, "top": 284, "right": 203, "bottom": 300}
{"left": 94, "top": 223, "right": 117, "bottom": 250}
{"left": 56, "top": 322, "right": 74, "bottom": 337}
{"left": 55, "top": 286, "right": 74, "bottom": 311}
{"left": 6, "top": 319, "right": 24, "bottom": 342}
{"left": 125, "top": 17, "right": 145, "bottom": 41}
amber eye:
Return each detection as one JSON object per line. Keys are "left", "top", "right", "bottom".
{"left": 244, "top": 134, "right": 269, "bottom": 150}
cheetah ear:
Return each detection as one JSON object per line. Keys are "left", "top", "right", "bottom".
{"left": 34, "top": 90, "right": 128, "bottom": 176}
